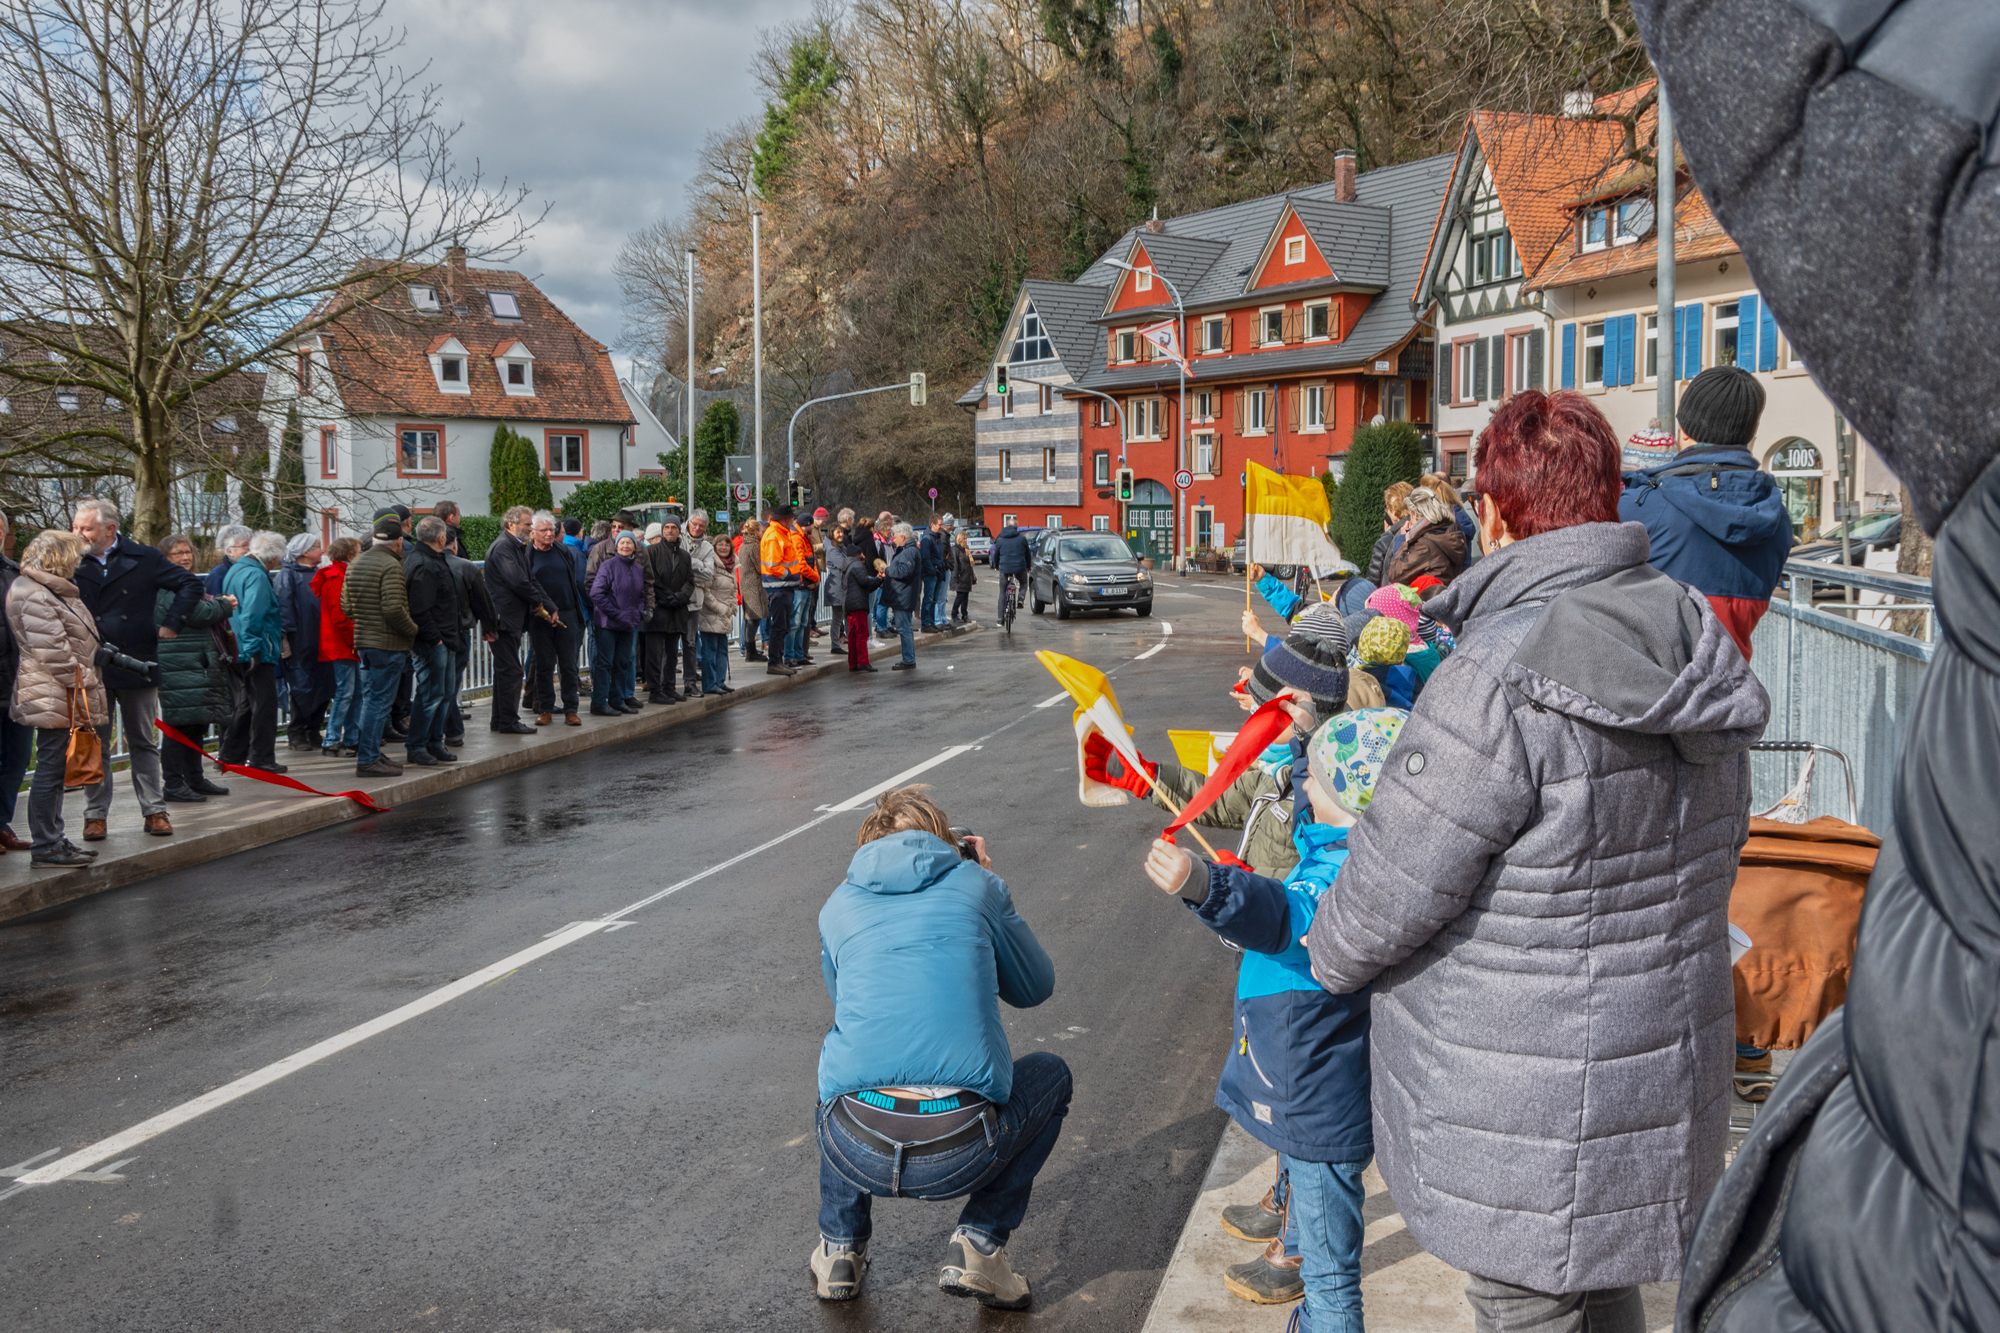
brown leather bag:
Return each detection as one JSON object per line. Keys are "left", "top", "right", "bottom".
{"left": 63, "top": 676, "right": 104, "bottom": 791}
{"left": 1730, "top": 815, "right": 1881, "bottom": 1049}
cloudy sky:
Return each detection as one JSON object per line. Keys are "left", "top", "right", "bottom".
{"left": 386, "top": 0, "right": 818, "bottom": 372}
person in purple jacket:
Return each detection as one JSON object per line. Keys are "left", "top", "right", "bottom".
{"left": 587, "top": 533, "right": 645, "bottom": 716}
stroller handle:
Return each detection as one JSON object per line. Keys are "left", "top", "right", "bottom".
{"left": 1749, "top": 741, "right": 1859, "bottom": 825}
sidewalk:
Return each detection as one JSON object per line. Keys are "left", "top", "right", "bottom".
{"left": 0, "top": 623, "right": 977, "bottom": 924}
{"left": 1143, "top": 1121, "right": 1678, "bottom": 1333}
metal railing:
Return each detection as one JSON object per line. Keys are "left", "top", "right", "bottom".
{"left": 1747, "top": 559, "right": 1932, "bottom": 833}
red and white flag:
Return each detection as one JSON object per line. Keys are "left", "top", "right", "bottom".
{"left": 1137, "top": 318, "right": 1186, "bottom": 366}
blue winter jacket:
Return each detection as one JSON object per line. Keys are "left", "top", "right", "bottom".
{"left": 1257, "top": 572, "right": 1304, "bottom": 621}
{"left": 1618, "top": 446, "right": 1793, "bottom": 601}
{"left": 918, "top": 528, "right": 948, "bottom": 578}
{"left": 1189, "top": 821, "right": 1372, "bottom": 1163}
{"left": 818, "top": 830, "right": 1055, "bottom": 1105}
{"left": 223, "top": 559, "right": 282, "bottom": 665}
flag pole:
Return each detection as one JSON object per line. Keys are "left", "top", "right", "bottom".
{"left": 1134, "top": 768, "right": 1222, "bottom": 860}
{"left": 1244, "top": 473, "right": 1256, "bottom": 653}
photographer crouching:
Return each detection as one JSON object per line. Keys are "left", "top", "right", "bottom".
{"left": 812, "top": 786, "right": 1067, "bottom": 1310}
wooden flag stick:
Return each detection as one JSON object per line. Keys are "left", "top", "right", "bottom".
{"left": 1127, "top": 761, "right": 1223, "bottom": 860}
{"left": 1245, "top": 557, "right": 1257, "bottom": 654}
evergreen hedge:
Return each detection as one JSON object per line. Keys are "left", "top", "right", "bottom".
{"left": 556, "top": 476, "right": 679, "bottom": 526}
{"left": 489, "top": 424, "right": 552, "bottom": 514}
{"left": 456, "top": 515, "right": 502, "bottom": 559}
{"left": 1331, "top": 421, "right": 1425, "bottom": 566}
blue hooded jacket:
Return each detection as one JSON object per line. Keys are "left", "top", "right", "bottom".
{"left": 818, "top": 830, "right": 1055, "bottom": 1105}
{"left": 1189, "top": 821, "right": 1372, "bottom": 1163}
{"left": 1618, "top": 446, "right": 1793, "bottom": 602}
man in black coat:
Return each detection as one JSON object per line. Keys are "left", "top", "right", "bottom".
{"left": 442, "top": 545, "right": 496, "bottom": 747}
{"left": 401, "top": 517, "right": 466, "bottom": 766}
{"left": 71, "top": 498, "right": 202, "bottom": 839}
{"left": 482, "top": 504, "right": 556, "bottom": 733}
{"left": 918, "top": 516, "right": 949, "bottom": 630}
{"left": 641, "top": 519, "right": 694, "bottom": 704}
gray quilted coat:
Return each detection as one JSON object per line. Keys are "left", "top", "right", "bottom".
{"left": 6, "top": 566, "right": 108, "bottom": 730}
{"left": 1305, "top": 521, "right": 1769, "bottom": 1293}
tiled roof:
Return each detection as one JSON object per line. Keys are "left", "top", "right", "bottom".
{"left": 1288, "top": 197, "right": 1392, "bottom": 288}
{"left": 313, "top": 262, "right": 630, "bottom": 426}
{"left": 1526, "top": 185, "right": 1736, "bottom": 291}
{"left": 1022, "top": 279, "right": 1110, "bottom": 376}
{"left": 1078, "top": 340, "right": 1399, "bottom": 394}
{"left": 1113, "top": 233, "right": 1229, "bottom": 310}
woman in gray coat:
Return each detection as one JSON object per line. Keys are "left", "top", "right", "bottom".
{"left": 1305, "top": 391, "right": 1769, "bottom": 1331}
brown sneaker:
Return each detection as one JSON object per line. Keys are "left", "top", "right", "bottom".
{"left": 564, "top": 713, "right": 582, "bottom": 726}
{"left": 144, "top": 813, "right": 173, "bottom": 836}
{"left": 766, "top": 661, "right": 797, "bottom": 677}
{"left": 536, "top": 713, "right": 552, "bottom": 727}
{"left": 83, "top": 819, "right": 107, "bottom": 842}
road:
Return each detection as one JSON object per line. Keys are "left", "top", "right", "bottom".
{"left": 1, "top": 575, "right": 1279, "bottom": 1332}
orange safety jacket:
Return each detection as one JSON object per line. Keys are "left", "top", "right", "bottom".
{"left": 760, "top": 522, "right": 819, "bottom": 589}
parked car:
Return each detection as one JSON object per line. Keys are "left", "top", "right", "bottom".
{"left": 962, "top": 524, "right": 992, "bottom": 564}
{"left": 1028, "top": 530, "right": 1153, "bottom": 619}
{"left": 1791, "top": 509, "right": 1904, "bottom": 566}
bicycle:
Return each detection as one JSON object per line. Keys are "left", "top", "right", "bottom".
{"left": 998, "top": 572, "right": 1021, "bottom": 633}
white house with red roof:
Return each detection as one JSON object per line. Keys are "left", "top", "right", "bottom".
{"left": 269, "top": 247, "right": 639, "bottom": 541}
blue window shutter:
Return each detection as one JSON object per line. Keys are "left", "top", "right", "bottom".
{"left": 1616, "top": 314, "right": 1637, "bottom": 386}
{"left": 1758, "top": 299, "right": 1778, "bottom": 372}
{"left": 1683, "top": 304, "right": 1703, "bottom": 378}
{"left": 1739, "top": 295, "right": 1760, "bottom": 371}
{"left": 1672, "top": 306, "right": 1685, "bottom": 383}
{"left": 1561, "top": 324, "right": 1576, "bottom": 389}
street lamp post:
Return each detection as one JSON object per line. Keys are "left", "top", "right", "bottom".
{"left": 1009, "top": 373, "right": 1126, "bottom": 528}
{"left": 1106, "top": 258, "right": 1188, "bottom": 574}
{"left": 751, "top": 202, "right": 764, "bottom": 517}
{"left": 685, "top": 246, "right": 696, "bottom": 508}
{"left": 1656, "top": 90, "right": 1677, "bottom": 434}
{"left": 787, "top": 377, "right": 930, "bottom": 485}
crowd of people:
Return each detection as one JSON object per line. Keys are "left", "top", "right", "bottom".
{"left": 804, "top": 367, "right": 1797, "bottom": 1330}
{"left": 0, "top": 495, "right": 974, "bottom": 868}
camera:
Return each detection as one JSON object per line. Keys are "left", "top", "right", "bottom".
{"left": 948, "top": 826, "right": 979, "bottom": 861}
{"left": 93, "top": 642, "right": 152, "bottom": 677}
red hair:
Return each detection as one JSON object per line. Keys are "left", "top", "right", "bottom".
{"left": 1473, "top": 390, "right": 1622, "bottom": 539}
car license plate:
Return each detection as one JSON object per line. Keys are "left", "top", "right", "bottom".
{"left": 1097, "top": 587, "right": 1117, "bottom": 596}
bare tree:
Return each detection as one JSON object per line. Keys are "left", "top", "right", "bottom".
{"left": 0, "top": 0, "right": 538, "bottom": 543}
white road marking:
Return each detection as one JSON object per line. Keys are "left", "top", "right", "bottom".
{"left": 1160, "top": 622, "right": 1173, "bottom": 634}
{"left": 1034, "top": 691, "right": 1070, "bottom": 709}
{"left": 19, "top": 745, "right": 994, "bottom": 1194}
{"left": 1134, "top": 643, "right": 1167, "bottom": 661}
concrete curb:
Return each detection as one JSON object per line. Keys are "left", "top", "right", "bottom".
{"left": 0, "top": 622, "right": 981, "bottom": 924}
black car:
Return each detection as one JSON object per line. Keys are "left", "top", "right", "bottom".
{"left": 1028, "top": 530, "right": 1153, "bottom": 619}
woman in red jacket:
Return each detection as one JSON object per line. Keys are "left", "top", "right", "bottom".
{"left": 312, "top": 536, "right": 362, "bottom": 757}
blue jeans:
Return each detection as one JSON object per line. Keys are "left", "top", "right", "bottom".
{"left": 590, "top": 628, "right": 636, "bottom": 710}
{"left": 872, "top": 587, "right": 890, "bottom": 634}
{"left": 891, "top": 608, "right": 916, "bottom": 664}
{"left": 1281, "top": 1154, "right": 1368, "bottom": 1333}
{"left": 922, "top": 573, "right": 945, "bottom": 627}
{"left": 783, "top": 588, "right": 811, "bottom": 662}
{"left": 324, "top": 660, "right": 360, "bottom": 747}
{"left": 355, "top": 648, "right": 408, "bottom": 766}
{"left": 697, "top": 631, "right": 729, "bottom": 692}
{"left": 817, "top": 1052, "right": 1072, "bottom": 1248}
{"left": 407, "top": 642, "right": 452, "bottom": 757}
{"left": 0, "top": 711, "right": 32, "bottom": 832}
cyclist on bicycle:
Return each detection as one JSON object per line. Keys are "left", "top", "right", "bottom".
{"left": 989, "top": 524, "right": 1033, "bottom": 625}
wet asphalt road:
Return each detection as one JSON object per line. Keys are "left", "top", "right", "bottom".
{"left": 1, "top": 579, "right": 1280, "bottom": 1333}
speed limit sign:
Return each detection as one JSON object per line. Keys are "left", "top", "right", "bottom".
{"left": 1173, "top": 469, "right": 1193, "bottom": 490}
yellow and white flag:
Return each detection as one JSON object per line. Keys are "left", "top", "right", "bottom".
{"left": 1245, "top": 460, "right": 1343, "bottom": 568}
{"left": 1037, "top": 650, "right": 1149, "bottom": 808}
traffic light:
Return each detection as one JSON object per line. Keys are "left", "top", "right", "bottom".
{"left": 1116, "top": 467, "right": 1134, "bottom": 502}
{"left": 788, "top": 481, "right": 808, "bottom": 507}
{"left": 993, "top": 364, "right": 1008, "bottom": 397}
{"left": 909, "top": 372, "right": 927, "bottom": 406}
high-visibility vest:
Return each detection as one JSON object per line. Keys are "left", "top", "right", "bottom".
{"left": 760, "top": 523, "right": 817, "bottom": 585}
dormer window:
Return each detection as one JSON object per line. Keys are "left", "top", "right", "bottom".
{"left": 1115, "top": 329, "right": 1137, "bottom": 363}
{"left": 409, "top": 285, "right": 440, "bottom": 312}
{"left": 492, "top": 339, "right": 535, "bottom": 396}
{"left": 57, "top": 392, "right": 78, "bottom": 411}
{"left": 488, "top": 291, "right": 522, "bottom": 320}
{"left": 1134, "top": 267, "right": 1153, "bottom": 292}
{"left": 1285, "top": 236, "right": 1305, "bottom": 265}
{"left": 427, "top": 336, "right": 473, "bottom": 395}
{"left": 1615, "top": 199, "right": 1654, "bottom": 243}
{"left": 214, "top": 415, "right": 238, "bottom": 433}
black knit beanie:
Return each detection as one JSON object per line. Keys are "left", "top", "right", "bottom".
{"left": 1678, "top": 366, "right": 1766, "bottom": 449}
{"left": 1251, "top": 605, "right": 1350, "bottom": 719}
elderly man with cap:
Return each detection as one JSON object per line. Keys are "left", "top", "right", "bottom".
{"left": 274, "top": 533, "right": 331, "bottom": 752}
{"left": 1618, "top": 365, "right": 1792, "bottom": 660}
{"left": 341, "top": 515, "right": 419, "bottom": 777}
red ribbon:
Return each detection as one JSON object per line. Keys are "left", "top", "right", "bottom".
{"left": 1161, "top": 696, "right": 1294, "bottom": 842}
{"left": 155, "top": 720, "right": 394, "bottom": 813}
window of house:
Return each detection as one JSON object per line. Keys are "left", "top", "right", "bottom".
{"left": 213, "top": 415, "right": 237, "bottom": 433}
{"left": 1202, "top": 316, "right": 1227, "bottom": 352}
{"left": 1116, "top": 329, "right": 1137, "bottom": 363}
{"left": 1248, "top": 389, "right": 1269, "bottom": 433}
{"left": 1457, "top": 341, "right": 1480, "bottom": 403}
{"left": 548, "top": 431, "right": 585, "bottom": 478}
{"left": 1090, "top": 451, "right": 1108, "bottom": 486}
{"left": 1127, "top": 397, "right": 1162, "bottom": 440}
{"left": 1039, "top": 383, "right": 1054, "bottom": 414}
{"left": 1582, "top": 207, "right": 1610, "bottom": 252}
{"left": 319, "top": 425, "right": 337, "bottom": 478}
{"left": 1135, "top": 267, "right": 1153, "bottom": 292}
{"left": 103, "top": 396, "right": 120, "bottom": 413}
{"left": 1714, "top": 301, "right": 1742, "bottom": 367}
{"left": 1285, "top": 236, "right": 1305, "bottom": 265}
{"left": 1583, "top": 322, "right": 1607, "bottom": 387}
{"left": 507, "top": 362, "right": 527, "bottom": 386}
{"left": 320, "top": 509, "right": 341, "bottom": 546}
{"left": 1616, "top": 199, "right": 1655, "bottom": 244}
{"left": 0, "top": 398, "right": 11, "bottom": 415}
{"left": 1447, "top": 450, "right": 1468, "bottom": 483}
{"left": 1042, "top": 447, "right": 1056, "bottom": 482}
{"left": 1383, "top": 380, "right": 1408, "bottom": 421}
{"left": 1303, "top": 384, "right": 1326, "bottom": 430}
{"left": 57, "top": 392, "right": 78, "bottom": 411}
{"left": 999, "top": 450, "right": 1013, "bottom": 483}
{"left": 489, "top": 291, "right": 522, "bottom": 320}
{"left": 1644, "top": 314, "right": 1661, "bottom": 380}
{"left": 1305, "top": 302, "right": 1331, "bottom": 340}
{"left": 1195, "top": 390, "right": 1215, "bottom": 421}
{"left": 408, "top": 285, "right": 440, "bottom": 312}
{"left": 1509, "top": 336, "right": 1530, "bottom": 396}
{"left": 1002, "top": 513, "right": 1017, "bottom": 527}
{"left": 1195, "top": 431, "right": 1216, "bottom": 473}
{"left": 443, "top": 356, "right": 467, "bottom": 384}
{"left": 1095, "top": 398, "right": 1113, "bottom": 428}
{"left": 296, "top": 350, "right": 313, "bottom": 392}
{"left": 1092, "top": 514, "right": 1110, "bottom": 532}
{"left": 1012, "top": 306, "right": 1055, "bottom": 363}
{"left": 1044, "top": 513, "right": 1061, "bottom": 529}
{"left": 399, "top": 426, "right": 442, "bottom": 475}
{"left": 1261, "top": 309, "right": 1285, "bottom": 345}
{"left": 1001, "top": 378, "right": 1015, "bottom": 417}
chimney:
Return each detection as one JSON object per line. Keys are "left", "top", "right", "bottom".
{"left": 1333, "top": 150, "right": 1357, "bottom": 203}
{"left": 1563, "top": 90, "right": 1596, "bottom": 119}
{"left": 446, "top": 244, "right": 467, "bottom": 277}
{"left": 1144, "top": 217, "right": 1164, "bottom": 234}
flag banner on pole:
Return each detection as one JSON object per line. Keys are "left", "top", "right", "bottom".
{"left": 1244, "top": 460, "right": 1343, "bottom": 569}
{"left": 1162, "top": 697, "right": 1294, "bottom": 841}
{"left": 1137, "top": 319, "right": 1187, "bottom": 367}
{"left": 1037, "top": 651, "right": 1148, "bottom": 807}
{"left": 1167, "top": 728, "right": 1238, "bottom": 776}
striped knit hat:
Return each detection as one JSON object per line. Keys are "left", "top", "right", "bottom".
{"left": 1250, "top": 608, "right": 1351, "bottom": 720}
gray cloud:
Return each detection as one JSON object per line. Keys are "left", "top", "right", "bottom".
{"left": 385, "top": 0, "right": 816, "bottom": 359}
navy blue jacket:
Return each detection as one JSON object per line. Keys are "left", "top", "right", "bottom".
{"left": 881, "top": 541, "right": 923, "bottom": 611}
{"left": 989, "top": 525, "right": 1032, "bottom": 574}
{"left": 273, "top": 560, "right": 322, "bottom": 664}
{"left": 1188, "top": 823, "right": 1372, "bottom": 1163}
{"left": 918, "top": 527, "right": 948, "bottom": 578}
{"left": 1619, "top": 447, "right": 1793, "bottom": 602}
{"left": 74, "top": 535, "right": 203, "bottom": 690}
{"left": 204, "top": 556, "right": 233, "bottom": 596}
